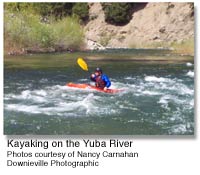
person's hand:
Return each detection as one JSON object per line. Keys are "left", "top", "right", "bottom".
{"left": 103, "top": 87, "right": 107, "bottom": 91}
{"left": 91, "top": 74, "right": 95, "bottom": 78}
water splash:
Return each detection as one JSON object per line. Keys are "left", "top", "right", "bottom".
{"left": 186, "top": 71, "right": 194, "bottom": 78}
{"left": 4, "top": 74, "right": 194, "bottom": 135}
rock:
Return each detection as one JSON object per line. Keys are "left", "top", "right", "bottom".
{"left": 120, "top": 30, "right": 127, "bottom": 34}
{"left": 159, "top": 26, "right": 166, "bottom": 33}
{"left": 85, "top": 39, "right": 106, "bottom": 50}
{"left": 167, "top": 3, "right": 175, "bottom": 9}
{"left": 152, "top": 35, "right": 160, "bottom": 40}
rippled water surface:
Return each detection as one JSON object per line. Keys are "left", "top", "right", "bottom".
{"left": 4, "top": 51, "right": 194, "bottom": 135}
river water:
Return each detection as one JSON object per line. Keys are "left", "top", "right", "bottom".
{"left": 4, "top": 49, "right": 194, "bottom": 135}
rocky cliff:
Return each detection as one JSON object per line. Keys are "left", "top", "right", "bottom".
{"left": 84, "top": 2, "right": 194, "bottom": 50}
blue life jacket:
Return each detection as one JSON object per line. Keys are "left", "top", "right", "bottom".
{"left": 90, "top": 74, "right": 111, "bottom": 89}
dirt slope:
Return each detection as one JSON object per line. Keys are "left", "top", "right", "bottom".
{"left": 84, "top": 2, "right": 194, "bottom": 49}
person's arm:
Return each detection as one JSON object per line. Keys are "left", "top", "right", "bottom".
{"left": 102, "top": 75, "right": 111, "bottom": 88}
{"left": 90, "top": 74, "right": 96, "bottom": 82}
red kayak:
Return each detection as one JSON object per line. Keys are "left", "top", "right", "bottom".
{"left": 66, "top": 82, "right": 123, "bottom": 94}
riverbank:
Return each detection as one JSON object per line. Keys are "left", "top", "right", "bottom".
{"left": 4, "top": 46, "right": 194, "bottom": 57}
{"left": 4, "top": 2, "right": 194, "bottom": 57}
{"left": 84, "top": 2, "right": 194, "bottom": 55}
{"left": 4, "top": 30, "right": 194, "bottom": 57}
{"left": 86, "top": 55, "right": 194, "bottom": 62}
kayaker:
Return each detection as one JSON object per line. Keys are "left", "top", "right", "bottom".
{"left": 90, "top": 67, "right": 111, "bottom": 91}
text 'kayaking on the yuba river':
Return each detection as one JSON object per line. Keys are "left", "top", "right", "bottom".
{"left": 7, "top": 139, "right": 134, "bottom": 148}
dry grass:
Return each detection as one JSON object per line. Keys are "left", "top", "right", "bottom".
{"left": 129, "top": 38, "right": 194, "bottom": 56}
{"left": 170, "top": 38, "right": 194, "bottom": 55}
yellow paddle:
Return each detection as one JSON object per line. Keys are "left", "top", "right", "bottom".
{"left": 77, "top": 57, "right": 88, "bottom": 71}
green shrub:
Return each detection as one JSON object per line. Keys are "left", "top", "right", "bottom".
{"left": 4, "top": 11, "right": 84, "bottom": 51}
{"left": 72, "top": 3, "right": 89, "bottom": 22}
{"left": 102, "top": 3, "right": 133, "bottom": 25}
{"left": 4, "top": 12, "right": 54, "bottom": 48}
{"left": 4, "top": 2, "right": 75, "bottom": 19}
{"left": 53, "top": 17, "right": 84, "bottom": 49}
{"left": 45, "top": 3, "right": 74, "bottom": 18}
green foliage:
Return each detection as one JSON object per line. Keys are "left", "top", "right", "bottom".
{"left": 5, "top": 12, "right": 53, "bottom": 48}
{"left": 53, "top": 17, "right": 84, "bottom": 49}
{"left": 47, "top": 3, "right": 74, "bottom": 18}
{"left": 72, "top": 3, "right": 89, "bottom": 22}
{"left": 30, "top": 3, "right": 54, "bottom": 16}
{"left": 102, "top": 3, "right": 133, "bottom": 25}
{"left": 4, "top": 2, "right": 75, "bottom": 18}
{"left": 4, "top": 11, "right": 84, "bottom": 51}
{"left": 4, "top": 2, "right": 27, "bottom": 12}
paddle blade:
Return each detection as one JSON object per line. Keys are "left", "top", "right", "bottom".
{"left": 77, "top": 58, "right": 88, "bottom": 71}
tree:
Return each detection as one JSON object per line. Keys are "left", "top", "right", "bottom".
{"left": 102, "top": 3, "right": 133, "bottom": 25}
{"left": 4, "top": 2, "right": 75, "bottom": 19}
{"left": 72, "top": 3, "right": 89, "bottom": 22}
